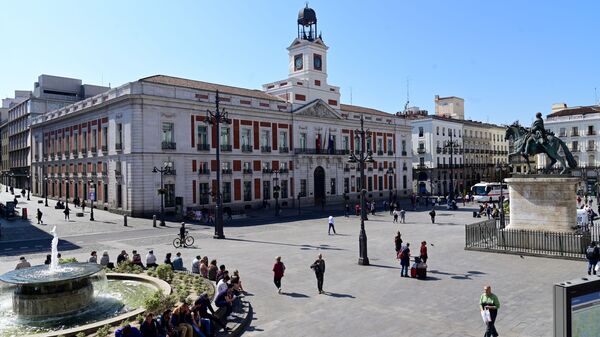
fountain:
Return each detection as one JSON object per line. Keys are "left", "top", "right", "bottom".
{"left": 0, "top": 227, "right": 104, "bottom": 317}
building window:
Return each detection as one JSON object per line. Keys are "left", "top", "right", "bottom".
{"left": 281, "top": 180, "right": 288, "bottom": 199}
{"left": 243, "top": 181, "right": 252, "bottom": 201}
{"left": 222, "top": 182, "right": 231, "bottom": 203}
{"left": 163, "top": 184, "right": 175, "bottom": 207}
{"left": 116, "top": 184, "right": 123, "bottom": 208}
{"left": 330, "top": 178, "right": 336, "bottom": 195}
{"left": 199, "top": 183, "right": 210, "bottom": 204}
{"left": 197, "top": 125, "right": 209, "bottom": 146}
{"left": 588, "top": 125, "right": 595, "bottom": 136}
{"left": 344, "top": 178, "right": 349, "bottom": 193}
{"left": 83, "top": 131, "right": 88, "bottom": 151}
{"left": 420, "top": 157, "right": 425, "bottom": 166}
{"left": 117, "top": 123, "right": 123, "bottom": 147}
{"left": 279, "top": 130, "right": 288, "bottom": 148}
{"left": 299, "top": 133, "right": 307, "bottom": 150}
{"left": 313, "top": 54, "right": 322, "bottom": 71}
{"left": 572, "top": 127, "right": 578, "bottom": 137}
{"left": 377, "top": 138, "right": 383, "bottom": 152}
{"left": 436, "top": 126, "right": 439, "bottom": 135}
{"left": 378, "top": 176, "right": 383, "bottom": 191}
{"left": 92, "top": 129, "right": 97, "bottom": 149}
{"left": 221, "top": 127, "right": 231, "bottom": 146}
{"left": 588, "top": 140, "right": 595, "bottom": 151}
{"left": 590, "top": 155, "right": 596, "bottom": 166}
{"left": 162, "top": 122, "right": 174, "bottom": 143}
{"left": 261, "top": 130, "right": 270, "bottom": 147}
{"left": 342, "top": 136, "right": 349, "bottom": 151}
{"left": 263, "top": 181, "right": 271, "bottom": 200}
{"left": 300, "top": 179, "right": 307, "bottom": 197}
{"left": 419, "top": 127, "right": 424, "bottom": 137}
{"left": 367, "top": 177, "right": 373, "bottom": 191}
{"left": 366, "top": 137, "right": 372, "bottom": 151}
{"left": 241, "top": 128, "right": 251, "bottom": 147}
{"left": 442, "top": 127, "right": 446, "bottom": 136}
{"left": 356, "top": 177, "right": 361, "bottom": 190}
{"left": 572, "top": 141, "right": 579, "bottom": 152}
{"left": 280, "top": 161, "right": 288, "bottom": 171}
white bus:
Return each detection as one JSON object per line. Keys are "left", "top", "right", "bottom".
{"left": 471, "top": 182, "right": 509, "bottom": 203}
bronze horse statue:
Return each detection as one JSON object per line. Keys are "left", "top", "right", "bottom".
{"left": 505, "top": 122, "right": 577, "bottom": 174}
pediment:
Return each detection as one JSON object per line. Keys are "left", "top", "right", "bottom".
{"left": 293, "top": 99, "right": 342, "bottom": 119}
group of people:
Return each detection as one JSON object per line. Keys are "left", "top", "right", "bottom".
{"left": 394, "top": 231, "right": 429, "bottom": 277}
{"left": 272, "top": 253, "right": 327, "bottom": 295}
{"left": 477, "top": 202, "right": 500, "bottom": 219}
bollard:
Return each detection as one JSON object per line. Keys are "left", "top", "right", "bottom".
{"left": 153, "top": 215, "right": 157, "bottom": 227}
{"left": 124, "top": 214, "right": 128, "bottom": 227}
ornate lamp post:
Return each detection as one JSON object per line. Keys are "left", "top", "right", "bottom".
{"left": 26, "top": 174, "right": 31, "bottom": 201}
{"left": 443, "top": 132, "right": 461, "bottom": 205}
{"left": 347, "top": 115, "right": 375, "bottom": 266}
{"left": 89, "top": 178, "right": 95, "bottom": 221}
{"left": 152, "top": 165, "right": 171, "bottom": 226}
{"left": 204, "top": 90, "right": 231, "bottom": 239}
{"left": 297, "top": 192, "right": 302, "bottom": 215}
{"left": 44, "top": 176, "right": 49, "bottom": 207}
{"left": 272, "top": 169, "right": 281, "bottom": 216}
{"left": 386, "top": 167, "right": 395, "bottom": 204}
{"left": 495, "top": 163, "right": 511, "bottom": 228}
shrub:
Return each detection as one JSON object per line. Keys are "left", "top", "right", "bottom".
{"left": 75, "top": 332, "right": 86, "bottom": 337}
{"left": 156, "top": 264, "right": 174, "bottom": 282}
{"left": 114, "top": 260, "right": 144, "bottom": 274}
{"left": 144, "top": 290, "right": 176, "bottom": 314}
{"left": 59, "top": 257, "right": 78, "bottom": 264}
{"left": 96, "top": 324, "right": 111, "bottom": 337}
{"left": 136, "top": 313, "right": 144, "bottom": 324}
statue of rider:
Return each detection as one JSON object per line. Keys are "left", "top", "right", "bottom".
{"left": 524, "top": 112, "right": 548, "bottom": 154}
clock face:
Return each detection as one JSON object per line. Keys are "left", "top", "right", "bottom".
{"left": 314, "top": 54, "right": 322, "bottom": 70}
{"left": 294, "top": 55, "right": 303, "bottom": 71}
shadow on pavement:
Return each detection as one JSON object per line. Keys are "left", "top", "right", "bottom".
{"left": 429, "top": 269, "right": 487, "bottom": 280}
{"left": 225, "top": 238, "right": 345, "bottom": 251}
{"left": 324, "top": 292, "right": 355, "bottom": 298}
{"left": 282, "top": 292, "right": 310, "bottom": 298}
{"left": 368, "top": 263, "right": 401, "bottom": 270}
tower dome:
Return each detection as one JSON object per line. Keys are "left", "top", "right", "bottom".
{"left": 298, "top": 5, "right": 317, "bottom": 26}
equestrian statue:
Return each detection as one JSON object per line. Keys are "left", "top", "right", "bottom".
{"left": 505, "top": 112, "right": 577, "bottom": 174}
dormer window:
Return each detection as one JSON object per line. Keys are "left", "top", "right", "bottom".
{"left": 313, "top": 54, "right": 322, "bottom": 71}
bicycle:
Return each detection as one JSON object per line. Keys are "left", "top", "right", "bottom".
{"left": 173, "top": 230, "right": 195, "bottom": 248}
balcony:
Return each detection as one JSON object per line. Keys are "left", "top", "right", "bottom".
{"left": 241, "top": 145, "right": 253, "bottom": 153}
{"left": 401, "top": 151, "right": 407, "bottom": 156}
{"left": 588, "top": 146, "right": 596, "bottom": 152}
{"left": 115, "top": 143, "right": 123, "bottom": 151}
{"left": 220, "top": 144, "right": 232, "bottom": 152}
{"left": 91, "top": 147, "right": 97, "bottom": 154}
{"left": 197, "top": 143, "right": 210, "bottom": 151}
{"left": 101, "top": 145, "right": 108, "bottom": 153}
{"left": 115, "top": 170, "right": 122, "bottom": 177}
{"left": 294, "top": 148, "right": 351, "bottom": 155}
{"left": 344, "top": 167, "right": 350, "bottom": 172}
{"left": 162, "top": 141, "right": 176, "bottom": 150}
{"left": 436, "top": 147, "right": 442, "bottom": 154}
{"left": 242, "top": 169, "right": 253, "bottom": 174}
{"left": 164, "top": 169, "right": 176, "bottom": 176}
{"left": 377, "top": 150, "right": 384, "bottom": 156}
{"left": 63, "top": 150, "right": 69, "bottom": 156}
{"left": 387, "top": 150, "right": 394, "bottom": 156}
{"left": 588, "top": 130, "right": 596, "bottom": 136}
{"left": 279, "top": 168, "right": 289, "bottom": 173}
{"left": 572, "top": 148, "right": 580, "bottom": 153}
{"left": 279, "top": 146, "right": 289, "bottom": 153}
{"left": 378, "top": 167, "right": 384, "bottom": 172}
{"left": 367, "top": 167, "right": 373, "bottom": 172}
{"left": 402, "top": 166, "right": 407, "bottom": 171}
{"left": 261, "top": 146, "right": 272, "bottom": 153}
{"left": 417, "top": 148, "right": 426, "bottom": 154}
{"left": 221, "top": 169, "right": 232, "bottom": 175}
{"left": 262, "top": 168, "right": 273, "bottom": 174}
{"left": 198, "top": 168, "right": 210, "bottom": 175}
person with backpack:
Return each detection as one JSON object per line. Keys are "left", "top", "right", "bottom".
{"left": 392, "top": 209, "right": 399, "bottom": 223}
{"left": 586, "top": 242, "right": 600, "bottom": 275}
{"left": 272, "top": 256, "right": 286, "bottom": 294}
{"left": 398, "top": 243, "right": 410, "bottom": 277}
{"left": 429, "top": 208, "right": 436, "bottom": 224}
{"left": 310, "top": 254, "right": 326, "bottom": 294}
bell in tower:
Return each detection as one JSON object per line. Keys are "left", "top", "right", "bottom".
{"left": 297, "top": 4, "right": 319, "bottom": 41}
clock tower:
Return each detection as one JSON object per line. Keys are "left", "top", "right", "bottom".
{"left": 264, "top": 5, "right": 340, "bottom": 110}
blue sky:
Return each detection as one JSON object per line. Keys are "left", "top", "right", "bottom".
{"left": 1, "top": 1, "right": 598, "bottom": 125}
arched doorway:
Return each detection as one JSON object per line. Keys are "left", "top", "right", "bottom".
{"left": 313, "top": 166, "right": 325, "bottom": 206}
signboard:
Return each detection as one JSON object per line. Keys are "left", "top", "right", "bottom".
{"left": 88, "top": 191, "right": 96, "bottom": 201}
{"left": 554, "top": 277, "right": 600, "bottom": 337}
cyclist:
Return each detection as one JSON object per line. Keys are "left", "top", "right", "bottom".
{"left": 179, "top": 222, "right": 186, "bottom": 242}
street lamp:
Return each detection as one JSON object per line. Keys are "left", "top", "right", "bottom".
{"left": 89, "top": 178, "right": 95, "bottom": 221}
{"left": 495, "top": 163, "right": 511, "bottom": 228}
{"left": 297, "top": 192, "right": 302, "bottom": 215}
{"left": 272, "top": 169, "right": 280, "bottom": 216}
{"left": 347, "top": 114, "right": 375, "bottom": 266}
{"left": 27, "top": 175, "right": 30, "bottom": 201}
{"left": 44, "top": 176, "right": 49, "bottom": 207}
{"left": 443, "top": 132, "right": 461, "bottom": 205}
{"left": 205, "top": 90, "right": 231, "bottom": 239}
{"left": 152, "top": 165, "right": 172, "bottom": 226}
{"left": 386, "top": 167, "right": 395, "bottom": 204}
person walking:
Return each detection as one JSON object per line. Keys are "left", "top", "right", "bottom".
{"left": 81, "top": 200, "right": 86, "bottom": 212}
{"left": 420, "top": 241, "right": 428, "bottom": 264}
{"left": 394, "top": 231, "right": 403, "bottom": 254}
{"left": 370, "top": 201, "right": 376, "bottom": 216}
{"left": 400, "top": 209, "right": 406, "bottom": 224}
{"left": 36, "top": 208, "right": 43, "bottom": 225}
{"left": 398, "top": 243, "right": 410, "bottom": 277}
{"left": 586, "top": 241, "right": 599, "bottom": 275}
{"left": 345, "top": 203, "right": 350, "bottom": 217}
{"left": 327, "top": 216, "right": 336, "bottom": 235}
{"left": 272, "top": 256, "right": 286, "bottom": 294}
{"left": 480, "top": 285, "right": 500, "bottom": 337}
{"left": 429, "top": 208, "right": 436, "bottom": 224}
{"left": 392, "top": 209, "right": 399, "bottom": 223}
{"left": 310, "top": 253, "right": 326, "bottom": 294}
{"left": 63, "top": 206, "right": 70, "bottom": 220}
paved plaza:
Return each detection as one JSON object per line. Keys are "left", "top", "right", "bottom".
{"left": 0, "top": 189, "right": 586, "bottom": 337}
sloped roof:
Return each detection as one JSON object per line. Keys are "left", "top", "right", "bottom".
{"left": 547, "top": 105, "right": 600, "bottom": 118}
{"left": 140, "top": 75, "right": 284, "bottom": 101}
{"left": 340, "top": 103, "right": 391, "bottom": 117}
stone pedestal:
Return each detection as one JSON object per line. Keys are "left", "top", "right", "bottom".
{"left": 506, "top": 176, "right": 579, "bottom": 233}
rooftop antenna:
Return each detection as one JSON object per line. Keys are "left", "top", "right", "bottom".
{"left": 403, "top": 78, "right": 410, "bottom": 113}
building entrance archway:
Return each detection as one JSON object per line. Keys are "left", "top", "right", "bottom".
{"left": 314, "top": 166, "right": 325, "bottom": 206}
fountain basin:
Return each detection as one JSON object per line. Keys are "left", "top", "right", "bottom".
{"left": 0, "top": 263, "right": 104, "bottom": 317}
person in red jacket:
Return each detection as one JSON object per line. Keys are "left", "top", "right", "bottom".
{"left": 420, "top": 241, "right": 428, "bottom": 264}
{"left": 272, "top": 256, "right": 286, "bottom": 294}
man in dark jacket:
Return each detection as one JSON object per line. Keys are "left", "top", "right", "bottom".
{"left": 310, "top": 253, "right": 326, "bottom": 294}
{"left": 586, "top": 242, "right": 600, "bottom": 275}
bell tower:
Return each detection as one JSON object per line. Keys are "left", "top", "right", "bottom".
{"left": 263, "top": 5, "right": 340, "bottom": 110}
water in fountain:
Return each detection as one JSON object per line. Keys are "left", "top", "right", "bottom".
{"left": 50, "top": 226, "right": 58, "bottom": 273}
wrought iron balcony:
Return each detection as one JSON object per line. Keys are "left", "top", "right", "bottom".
{"left": 198, "top": 168, "right": 210, "bottom": 175}
{"left": 241, "top": 145, "right": 253, "bottom": 153}
{"left": 387, "top": 150, "right": 394, "bottom": 156}
{"left": 196, "top": 143, "right": 210, "bottom": 151}
{"left": 220, "top": 144, "right": 232, "bottom": 152}
{"left": 279, "top": 146, "right": 289, "bottom": 153}
{"left": 242, "top": 169, "right": 253, "bottom": 174}
{"left": 221, "top": 168, "right": 232, "bottom": 175}
{"left": 162, "top": 141, "right": 176, "bottom": 150}
{"left": 417, "top": 148, "right": 426, "bottom": 154}
{"left": 115, "top": 143, "right": 123, "bottom": 151}
{"left": 101, "top": 145, "right": 108, "bottom": 152}
{"left": 262, "top": 168, "right": 273, "bottom": 174}
{"left": 401, "top": 151, "right": 407, "bottom": 156}
{"left": 377, "top": 150, "right": 384, "bottom": 156}
{"left": 261, "top": 146, "right": 272, "bottom": 153}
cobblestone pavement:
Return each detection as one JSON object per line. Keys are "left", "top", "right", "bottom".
{"left": 0, "top": 187, "right": 587, "bottom": 337}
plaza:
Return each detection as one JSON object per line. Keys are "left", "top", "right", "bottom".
{"left": 0, "top": 188, "right": 584, "bottom": 337}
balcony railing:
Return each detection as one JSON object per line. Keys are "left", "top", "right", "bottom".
{"left": 221, "top": 168, "right": 232, "bottom": 175}
{"left": 401, "top": 151, "right": 407, "bottom": 156}
{"left": 279, "top": 168, "right": 289, "bottom": 173}
{"left": 162, "top": 141, "right": 176, "bottom": 150}
{"left": 115, "top": 143, "right": 123, "bottom": 151}
{"left": 294, "top": 148, "right": 349, "bottom": 155}
{"left": 115, "top": 170, "right": 122, "bottom": 177}
{"left": 571, "top": 131, "right": 579, "bottom": 137}
{"left": 197, "top": 143, "right": 210, "bottom": 151}
{"left": 417, "top": 148, "right": 426, "bottom": 154}
{"left": 91, "top": 147, "right": 97, "bottom": 153}
{"left": 198, "top": 168, "right": 210, "bottom": 175}
{"left": 262, "top": 168, "right": 273, "bottom": 174}
{"left": 387, "top": 150, "right": 394, "bottom": 156}
{"left": 588, "top": 147, "right": 596, "bottom": 152}
{"left": 220, "top": 144, "right": 232, "bottom": 152}
{"left": 241, "top": 145, "right": 253, "bottom": 153}
{"left": 436, "top": 147, "right": 442, "bottom": 154}
{"left": 261, "top": 146, "right": 272, "bottom": 153}
{"left": 242, "top": 169, "right": 253, "bottom": 174}
{"left": 164, "top": 169, "right": 176, "bottom": 175}
{"left": 344, "top": 167, "right": 350, "bottom": 172}
{"left": 279, "top": 146, "right": 289, "bottom": 153}
{"left": 588, "top": 130, "right": 596, "bottom": 136}
{"left": 377, "top": 150, "right": 384, "bottom": 156}
{"left": 101, "top": 145, "right": 108, "bottom": 152}
{"left": 378, "top": 167, "right": 384, "bottom": 172}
